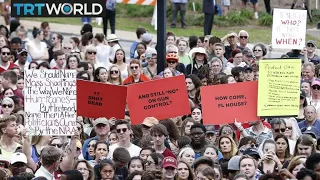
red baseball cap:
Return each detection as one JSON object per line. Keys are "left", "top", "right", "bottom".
{"left": 162, "top": 156, "right": 177, "bottom": 168}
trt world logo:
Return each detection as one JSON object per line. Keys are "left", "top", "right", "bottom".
{"left": 11, "top": 0, "right": 106, "bottom": 17}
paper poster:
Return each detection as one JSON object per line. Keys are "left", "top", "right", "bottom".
{"left": 257, "top": 59, "right": 301, "bottom": 116}
{"left": 272, "top": 8, "right": 307, "bottom": 49}
{"left": 24, "top": 69, "right": 77, "bottom": 135}
{"left": 127, "top": 75, "right": 190, "bottom": 124}
{"left": 201, "top": 81, "right": 259, "bottom": 125}
{"left": 77, "top": 80, "right": 127, "bottom": 119}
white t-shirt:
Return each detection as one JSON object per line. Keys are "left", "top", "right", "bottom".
{"left": 109, "top": 44, "right": 121, "bottom": 63}
{"left": 96, "top": 44, "right": 111, "bottom": 69}
{"left": 108, "top": 143, "right": 141, "bottom": 159}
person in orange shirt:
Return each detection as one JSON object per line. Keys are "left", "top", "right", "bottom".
{"left": 122, "top": 59, "right": 150, "bottom": 85}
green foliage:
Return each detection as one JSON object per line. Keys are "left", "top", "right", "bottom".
{"left": 258, "top": 13, "right": 273, "bottom": 26}
{"left": 188, "top": 1, "right": 201, "bottom": 12}
{"left": 214, "top": 16, "right": 231, "bottom": 27}
{"left": 228, "top": 11, "right": 249, "bottom": 26}
{"left": 239, "top": 9, "right": 254, "bottom": 20}
{"left": 122, "top": 4, "right": 154, "bottom": 17}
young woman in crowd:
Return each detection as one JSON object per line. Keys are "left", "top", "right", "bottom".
{"left": 176, "top": 160, "right": 194, "bottom": 180}
{"left": 113, "top": 49, "right": 129, "bottom": 80}
{"left": 180, "top": 118, "right": 195, "bottom": 136}
{"left": 218, "top": 135, "right": 237, "bottom": 163}
{"left": 87, "top": 62, "right": 95, "bottom": 81}
{"left": 107, "top": 65, "right": 123, "bottom": 85}
{"left": 177, "top": 147, "right": 195, "bottom": 167}
{"left": 293, "top": 134, "right": 316, "bottom": 158}
{"left": 128, "top": 156, "right": 144, "bottom": 173}
{"left": 185, "top": 74, "right": 202, "bottom": 101}
{"left": 191, "top": 107, "right": 202, "bottom": 124}
{"left": 275, "top": 134, "right": 292, "bottom": 164}
{"left": 66, "top": 55, "right": 80, "bottom": 70}
{"left": 74, "top": 159, "right": 95, "bottom": 180}
{"left": 88, "top": 141, "right": 109, "bottom": 167}
{"left": 94, "top": 67, "right": 110, "bottom": 84}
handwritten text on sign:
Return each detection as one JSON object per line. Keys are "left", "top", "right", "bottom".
{"left": 271, "top": 8, "right": 307, "bottom": 49}
{"left": 24, "top": 69, "right": 77, "bottom": 135}
{"left": 257, "top": 59, "right": 301, "bottom": 116}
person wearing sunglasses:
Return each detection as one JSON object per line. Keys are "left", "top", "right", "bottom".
{"left": 15, "top": 48, "right": 30, "bottom": 71}
{"left": 303, "top": 40, "right": 320, "bottom": 65}
{"left": 310, "top": 81, "right": 320, "bottom": 111}
{"left": 48, "top": 33, "right": 63, "bottom": 61}
{"left": 0, "top": 46, "right": 18, "bottom": 73}
{"left": 252, "top": 43, "right": 267, "bottom": 63}
{"left": 108, "top": 120, "right": 141, "bottom": 159}
{"left": 1, "top": 97, "right": 15, "bottom": 117}
{"left": 123, "top": 59, "right": 150, "bottom": 85}
{"left": 84, "top": 45, "right": 104, "bottom": 69}
{"left": 107, "top": 65, "right": 123, "bottom": 85}
{"left": 238, "top": 30, "right": 250, "bottom": 50}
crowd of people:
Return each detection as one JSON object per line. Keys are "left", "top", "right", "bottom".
{"left": 0, "top": 17, "right": 319, "bottom": 180}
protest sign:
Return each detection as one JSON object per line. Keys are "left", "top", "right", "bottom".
{"left": 77, "top": 80, "right": 127, "bottom": 119}
{"left": 127, "top": 75, "right": 190, "bottom": 124}
{"left": 272, "top": 8, "right": 307, "bottom": 49}
{"left": 24, "top": 69, "right": 77, "bottom": 135}
{"left": 258, "top": 59, "right": 301, "bottom": 117}
{"left": 201, "top": 81, "right": 259, "bottom": 125}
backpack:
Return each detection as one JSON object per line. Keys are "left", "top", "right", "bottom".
{"left": 106, "top": 0, "right": 117, "bottom": 11}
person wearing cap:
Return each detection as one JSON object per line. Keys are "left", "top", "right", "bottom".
{"left": 243, "top": 65, "right": 254, "bottom": 81}
{"left": 142, "top": 48, "right": 158, "bottom": 79}
{"left": 82, "top": 117, "right": 110, "bottom": 161}
{"left": 228, "top": 155, "right": 241, "bottom": 180}
{"left": 205, "top": 124, "right": 217, "bottom": 144}
{"left": 186, "top": 47, "right": 209, "bottom": 76}
{"left": 162, "top": 156, "right": 178, "bottom": 180}
{"left": 14, "top": 48, "right": 30, "bottom": 71}
{"left": 141, "top": 33, "right": 153, "bottom": 50}
{"left": 123, "top": 59, "right": 150, "bottom": 85}
{"left": 222, "top": 32, "right": 241, "bottom": 60}
{"left": 9, "top": 152, "right": 27, "bottom": 176}
{"left": 141, "top": 117, "right": 159, "bottom": 136}
{"left": 303, "top": 40, "right": 320, "bottom": 65}
{"left": 299, "top": 105, "right": 320, "bottom": 137}
{"left": 106, "top": 34, "right": 121, "bottom": 63}
{"left": 301, "top": 126, "right": 319, "bottom": 140}
{"left": 108, "top": 120, "right": 141, "bottom": 158}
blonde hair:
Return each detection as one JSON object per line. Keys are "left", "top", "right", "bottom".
{"left": 107, "top": 64, "right": 123, "bottom": 84}
{"left": 84, "top": 45, "right": 97, "bottom": 62}
{"left": 218, "top": 135, "right": 238, "bottom": 160}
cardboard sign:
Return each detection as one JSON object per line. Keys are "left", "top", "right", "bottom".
{"left": 258, "top": 59, "right": 301, "bottom": 117}
{"left": 272, "top": 8, "right": 307, "bottom": 49}
{"left": 201, "top": 81, "right": 259, "bottom": 125}
{"left": 24, "top": 69, "right": 77, "bottom": 135}
{"left": 77, "top": 80, "right": 127, "bottom": 119}
{"left": 127, "top": 75, "right": 190, "bottom": 124}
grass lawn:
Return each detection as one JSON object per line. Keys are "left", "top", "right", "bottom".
{"left": 23, "top": 17, "right": 320, "bottom": 45}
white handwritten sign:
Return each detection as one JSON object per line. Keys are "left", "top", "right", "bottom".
{"left": 272, "top": 8, "right": 307, "bottom": 50}
{"left": 24, "top": 69, "right": 77, "bottom": 136}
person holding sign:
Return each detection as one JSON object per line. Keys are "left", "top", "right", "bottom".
{"left": 123, "top": 59, "right": 150, "bottom": 85}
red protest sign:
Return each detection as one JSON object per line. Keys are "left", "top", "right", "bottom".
{"left": 77, "top": 80, "right": 127, "bottom": 119}
{"left": 201, "top": 81, "right": 259, "bottom": 125}
{"left": 127, "top": 75, "right": 190, "bottom": 124}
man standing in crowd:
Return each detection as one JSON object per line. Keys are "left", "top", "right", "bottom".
{"left": 9, "top": 152, "right": 27, "bottom": 176}
{"left": 239, "top": 155, "right": 260, "bottom": 180}
{"left": 35, "top": 146, "right": 63, "bottom": 179}
{"left": 190, "top": 123, "right": 208, "bottom": 159}
{"left": 299, "top": 105, "right": 320, "bottom": 137}
{"left": 231, "top": 66, "right": 244, "bottom": 82}
{"left": 303, "top": 40, "right": 320, "bottom": 65}
{"left": 0, "top": 116, "right": 20, "bottom": 159}
{"left": 150, "top": 124, "right": 176, "bottom": 158}
{"left": 1, "top": 70, "right": 24, "bottom": 100}
{"left": 162, "top": 156, "right": 178, "bottom": 180}
{"left": 123, "top": 59, "right": 150, "bottom": 85}
{"left": 82, "top": 117, "right": 110, "bottom": 160}
{"left": 109, "top": 120, "right": 141, "bottom": 158}
{"left": 243, "top": 65, "right": 254, "bottom": 81}
{"left": 202, "top": 0, "right": 215, "bottom": 36}
{"left": 171, "top": 0, "right": 187, "bottom": 29}
{"left": 52, "top": 50, "right": 65, "bottom": 69}
{"left": 302, "top": 62, "right": 317, "bottom": 82}
{"left": 0, "top": 46, "right": 17, "bottom": 73}
{"left": 14, "top": 49, "right": 29, "bottom": 71}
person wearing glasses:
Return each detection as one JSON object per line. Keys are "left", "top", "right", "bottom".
{"left": 252, "top": 43, "right": 267, "bottom": 64}
{"left": 122, "top": 59, "right": 150, "bottom": 85}
{"left": 108, "top": 120, "right": 141, "bottom": 159}
{"left": 303, "top": 40, "right": 320, "bottom": 65}
{"left": 238, "top": 30, "right": 251, "bottom": 51}
{"left": 0, "top": 46, "right": 17, "bottom": 73}
{"left": 84, "top": 45, "right": 104, "bottom": 69}
{"left": 107, "top": 65, "right": 123, "bottom": 85}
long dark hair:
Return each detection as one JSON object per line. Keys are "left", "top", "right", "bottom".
{"left": 274, "top": 134, "right": 291, "bottom": 160}
{"left": 113, "top": 49, "right": 126, "bottom": 64}
{"left": 93, "top": 67, "right": 108, "bottom": 82}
